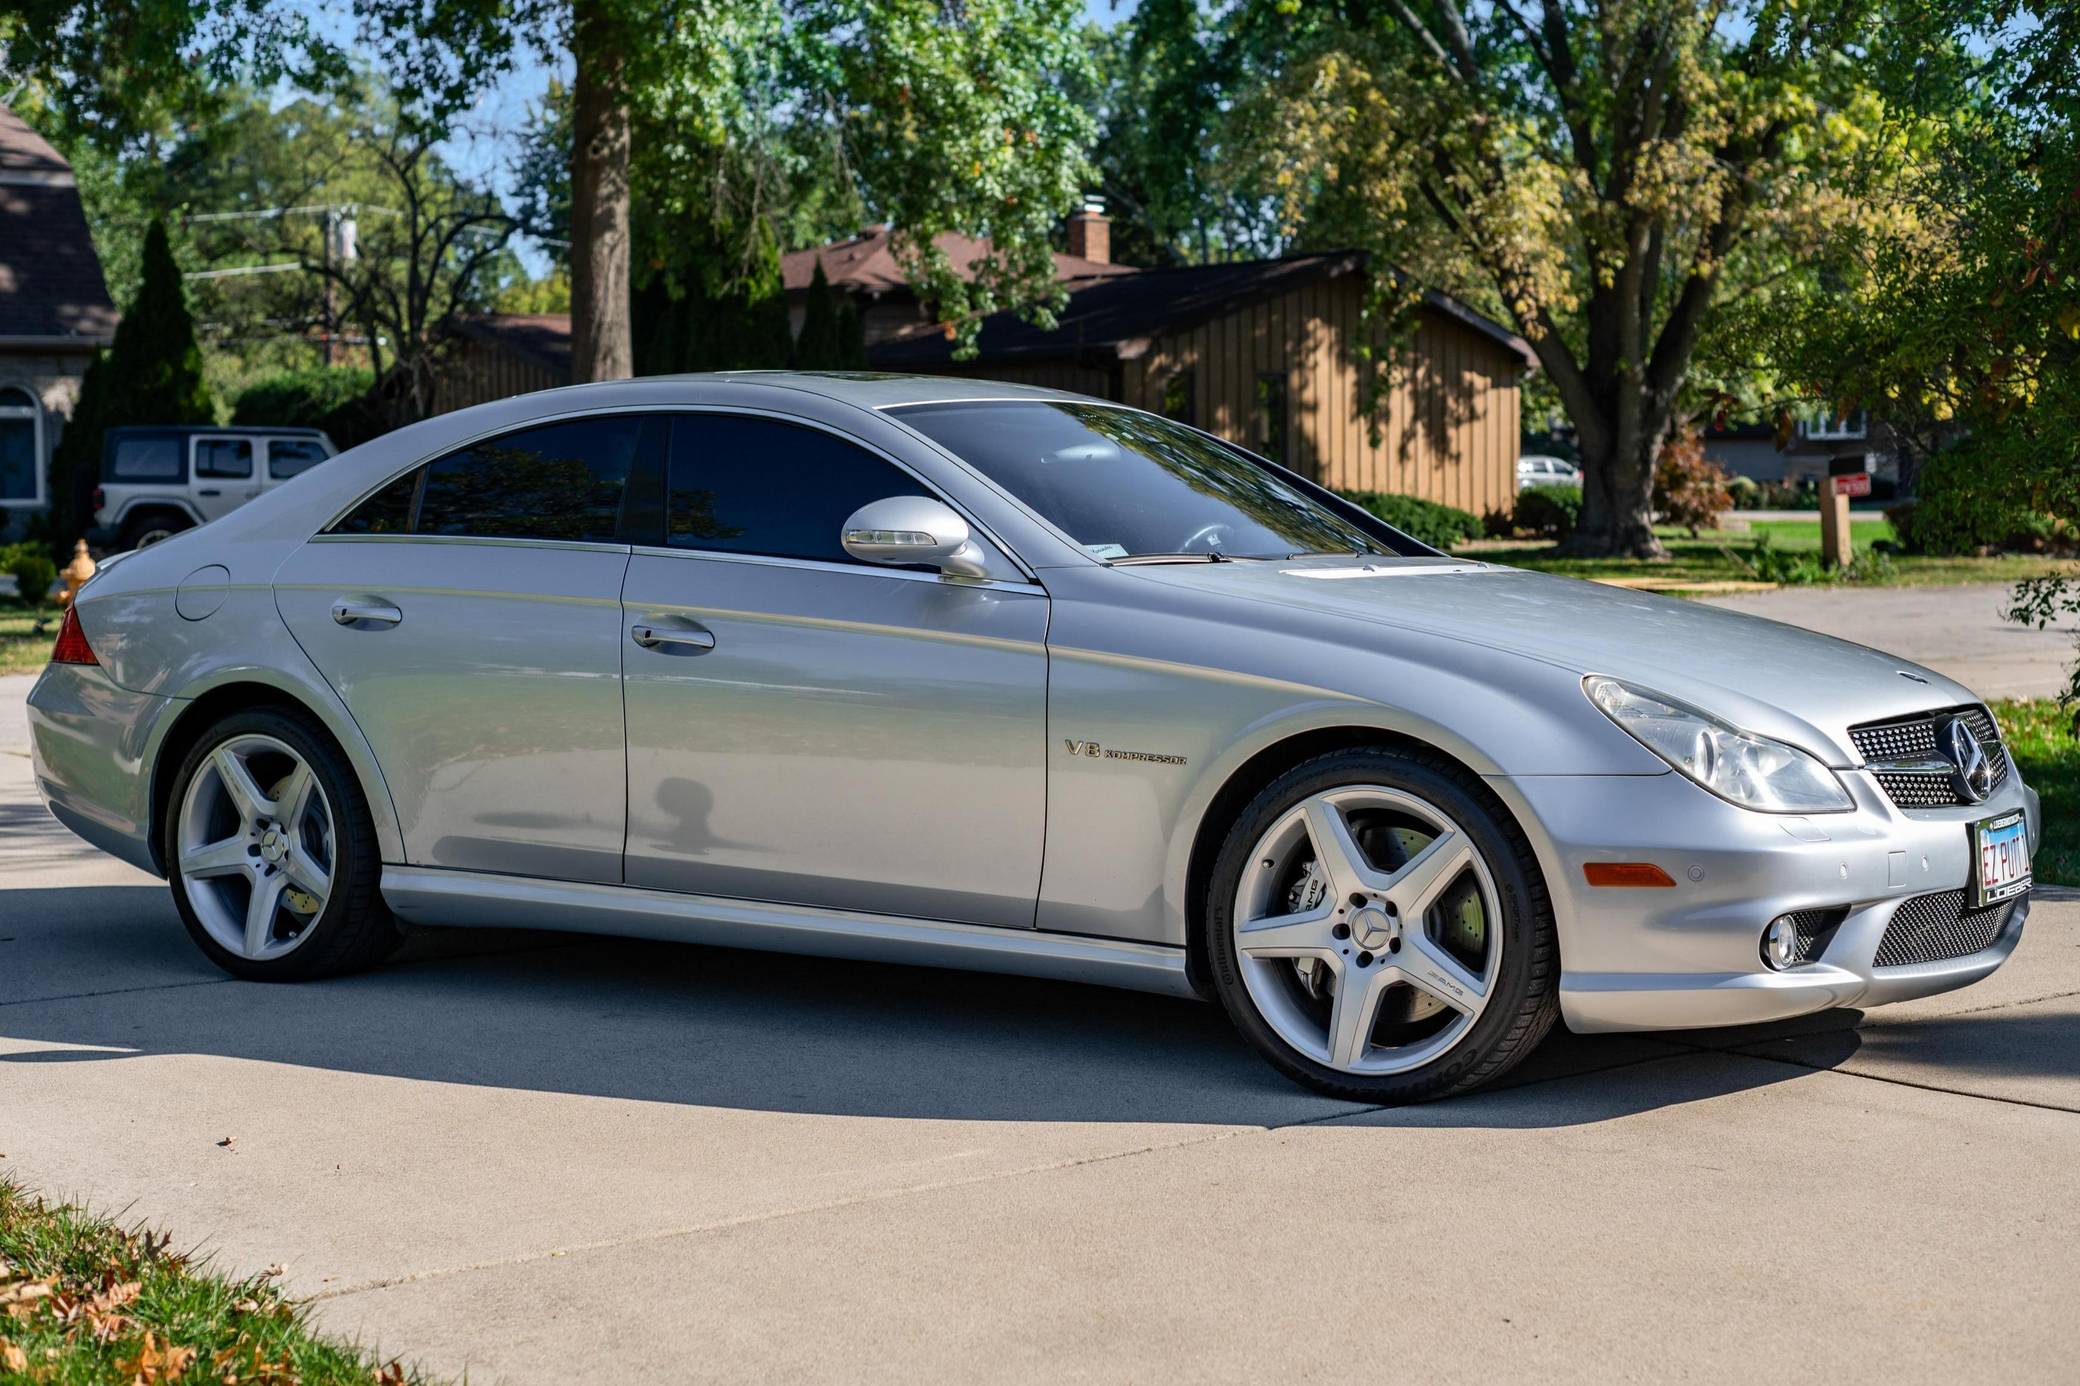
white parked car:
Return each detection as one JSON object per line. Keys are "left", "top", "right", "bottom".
{"left": 91, "top": 425, "right": 337, "bottom": 551}
{"left": 1517, "top": 454, "right": 1583, "bottom": 490}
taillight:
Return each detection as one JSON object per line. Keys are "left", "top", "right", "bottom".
{"left": 92, "top": 485, "right": 106, "bottom": 514}
{"left": 51, "top": 606, "right": 98, "bottom": 665}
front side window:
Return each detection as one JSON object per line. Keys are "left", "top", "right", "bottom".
{"left": 269, "top": 439, "right": 329, "bottom": 479}
{"left": 109, "top": 434, "right": 183, "bottom": 482}
{"left": 329, "top": 415, "right": 653, "bottom": 543}
{"left": 665, "top": 414, "right": 927, "bottom": 565}
{"left": 195, "top": 438, "right": 254, "bottom": 479}
{"left": 894, "top": 401, "right": 1387, "bottom": 562}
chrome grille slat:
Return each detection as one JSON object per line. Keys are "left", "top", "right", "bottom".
{"left": 1851, "top": 705, "right": 2009, "bottom": 810}
{"left": 1872, "top": 888, "right": 2022, "bottom": 968}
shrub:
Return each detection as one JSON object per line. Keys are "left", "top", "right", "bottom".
{"left": 1653, "top": 429, "right": 1732, "bottom": 535}
{"left": 1515, "top": 483, "right": 1582, "bottom": 539}
{"left": 232, "top": 367, "right": 375, "bottom": 428}
{"left": 1, "top": 541, "right": 57, "bottom": 606}
{"left": 1902, "top": 442, "right": 2063, "bottom": 554}
{"left": 1340, "top": 491, "right": 1484, "bottom": 550}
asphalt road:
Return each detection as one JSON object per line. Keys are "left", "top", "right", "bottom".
{"left": 3, "top": 672, "right": 2078, "bottom": 1383}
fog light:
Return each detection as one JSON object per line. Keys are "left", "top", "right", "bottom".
{"left": 1761, "top": 917, "right": 1800, "bottom": 971}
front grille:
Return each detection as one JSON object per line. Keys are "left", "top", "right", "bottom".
{"left": 1872, "top": 888, "right": 2022, "bottom": 967}
{"left": 1850, "top": 705, "right": 2009, "bottom": 809}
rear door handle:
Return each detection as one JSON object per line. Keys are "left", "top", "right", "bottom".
{"left": 631, "top": 622, "right": 715, "bottom": 653}
{"left": 332, "top": 600, "right": 403, "bottom": 627}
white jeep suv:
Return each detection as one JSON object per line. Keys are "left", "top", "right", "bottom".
{"left": 90, "top": 425, "right": 337, "bottom": 550}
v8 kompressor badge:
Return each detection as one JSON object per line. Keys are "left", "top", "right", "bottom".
{"left": 1064, "top": 739, "right": 1187, "bottom": 766}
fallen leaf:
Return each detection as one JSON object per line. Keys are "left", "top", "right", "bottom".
{"left": 262, "top": 1264, "right": 286, "bottom": 1279}
{"left": 1, "top": 1343, "right": 25, "bottom": 1372}
{"left": 216, "top": 1136, "right": 236, "bottom": 1149}
{"left": 233, "top": 1298, "right": 259, "bottom": 1313}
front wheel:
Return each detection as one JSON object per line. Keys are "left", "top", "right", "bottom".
{"left": 164, "top": 707, "right": 401, "bottom": 981}
{"left": 1205, "top": 748, "right": 1559, "bottom": 1102}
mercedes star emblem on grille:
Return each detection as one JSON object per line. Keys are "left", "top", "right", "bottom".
{"left": 1940, "top": 715, "right": 1995, "bottom": 803}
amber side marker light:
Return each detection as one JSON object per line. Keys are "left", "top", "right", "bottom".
{"left": 1583, "top": 862, "right": 1677, "bottom": 888}
{"left": 51, "top": 606, "right": 98, "bottom": 665}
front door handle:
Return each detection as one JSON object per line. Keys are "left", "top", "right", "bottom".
{"left": 631, "top": 622, "right": 715, "bottom": 654}
{"left": 332, "top": 599, "right": 403, "bottom": 627}
{"left": 197, "top": 488, "right": 222, "bottom": 498}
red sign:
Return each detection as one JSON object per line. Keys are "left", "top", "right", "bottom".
{"left": 1833, "top": 472, "right": 1872, "bottom": 497}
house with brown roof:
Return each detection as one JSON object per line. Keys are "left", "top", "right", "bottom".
{"left": 443, "top": 207, "right": 1530, "bottom": 516}
{"left": 871, "top": 238, "right": 1533, "bottom": 519}
{"left": 0, "top": 104, "right": 118, "bottom": 538}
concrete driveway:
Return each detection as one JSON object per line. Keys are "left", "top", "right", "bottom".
{"left": 1703, "top": 582, "right": 2078, "bottom": 700}
{"left": 3, "top": 671, "right": 2078, "bottom": 1383}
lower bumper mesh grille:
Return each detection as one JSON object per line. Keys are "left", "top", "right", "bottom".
{"left": 1872, "top": 889, "right": 2023, "bottom": 968}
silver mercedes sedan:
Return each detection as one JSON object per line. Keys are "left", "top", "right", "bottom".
{"left": 26, "top": 374, "right": 2037, "bottom": 1101}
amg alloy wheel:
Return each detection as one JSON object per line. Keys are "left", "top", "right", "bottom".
{"left": 1206, "top": 749, "right": 1558, "bottom": 1101}
{"left": 165, "top": 708, "right": 400, "bottom": 980}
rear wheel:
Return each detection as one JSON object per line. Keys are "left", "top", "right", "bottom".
{"left": 1205, "top": 748, "right": 1558, "bottom": 1102}
{"left": 164, "top": 707, "right": 400, "bottom": 980}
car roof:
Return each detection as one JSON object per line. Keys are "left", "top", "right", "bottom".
{"left": 576, "top": 370, "right": 1098, "bottom": 412}
{"left": 106, "top": 424, "right": 331, "bottom": 437}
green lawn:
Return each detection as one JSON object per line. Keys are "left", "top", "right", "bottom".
{"left": 1, "top": 600, "right": 57, "bottom": 677}
{"left": 1990, "top": 699, "right": 2080, "bottom": 886}
{"left": 1472, "top": 518, "right": 2078, "bottom": 590}
{"left": 0, "top": 1177, "right": 430, "bottom": 1384}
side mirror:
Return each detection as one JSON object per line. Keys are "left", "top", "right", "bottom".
{"left": 841, "top": 496, "right": 990, "bottom": 580}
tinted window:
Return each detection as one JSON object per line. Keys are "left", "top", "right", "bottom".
{"left": 665, "top": 415, "right": 926, "bottom": 564}
{"left": 332, "top": 472, "right": 417, "bottom": 534}
{"left": 109, "top": 435, "right": 183, "bottom": 482}
{"left": 417, "top": 417, "right": 644, "bottom": 542}
{"left": 328, "top": 416, "right": 653, "bottom": 541}
{"left": 196, "top": 438, "right": 254, "bottom": 479}
{"left": 269, "top": 439, "right": 329, "bottom": 479}
{"left": 894, "top": 401, "right": 1388, "bottom": 562}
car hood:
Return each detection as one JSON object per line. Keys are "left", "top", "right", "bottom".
{"left": 1122, "top": 557, "right": 1983, "bottom": 765}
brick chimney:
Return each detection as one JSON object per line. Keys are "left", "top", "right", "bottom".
{"left": 1066, "top": 196, "right": 1110, "bottom": 265}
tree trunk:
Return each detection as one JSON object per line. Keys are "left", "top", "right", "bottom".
{"left": 1565, "top": 429, "right": 1666, "bottom": 557}
{"left": 569, "top": 2, "right": 632, "bottom": 384}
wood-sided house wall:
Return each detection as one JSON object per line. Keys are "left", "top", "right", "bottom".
{"left": 941, "top": 275, "right": 1523, "bottom": 519}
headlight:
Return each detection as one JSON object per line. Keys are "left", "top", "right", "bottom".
{"left": 1584, "top": 676, "right": 1853, "bottom": 814}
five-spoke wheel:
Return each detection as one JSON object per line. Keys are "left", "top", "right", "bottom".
{"left": 1207, "top": 749, "right": 1557, "bottom": 1101}
{"left": 165, "top": 708, "right": 399, "bottom": 980}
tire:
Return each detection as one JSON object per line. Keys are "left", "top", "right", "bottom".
{"left": 1205, "top": 747, "right": 1558, "bottom": 1102}
{"left": 121, "top": 512, "right": 190, "bottom": 550}
{"left": 163, "top": 706, "right": 401, "bottom": 981}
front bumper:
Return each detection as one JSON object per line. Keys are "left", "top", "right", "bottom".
{"left": 1492, "top": 765, "right": 2039, "bottom": 1034}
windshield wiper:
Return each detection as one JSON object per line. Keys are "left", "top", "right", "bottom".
{"left": 1112, "top": 551, "right": 1233, "bottom": 565}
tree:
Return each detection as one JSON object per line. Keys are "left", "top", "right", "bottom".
{"left": 1240, "top": 0, "right": 1941, "bottom": 556}
{"left": 45, "top": 350, "right": 109, "bottom": 548}
{"left": 108, "top": 220, "right": 215, "bottom": 426}
{"left": 795, "top": 261, "right": 846, "bottom": 369}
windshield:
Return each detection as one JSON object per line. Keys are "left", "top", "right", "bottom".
{"left": 891, "top": 401, "right": 1392, "bottom": 562}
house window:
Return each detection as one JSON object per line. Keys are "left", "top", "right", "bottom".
{"left": 0, "top": 387, "right": 42, "bottom": 506}
{"left": 1801, "top": 409, "right": 1867, "bottom": 441}
{"left": 1255, "top": 373, "right": 1289, "bottom": 465}
{"left": 1160, "top": 369, "right": 1195, "bottom": 425}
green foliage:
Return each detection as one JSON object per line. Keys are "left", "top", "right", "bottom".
{"left": 107, "top": 220, "right": 214, "bottom": 427}
{"left": 1901, "top": 444, "right": 2063, "bottom": 556}
{"left": 1738, "top": 531, "right": 1897, "bottom": 587}
{"left": 634, "top": 212, "right": 794, "bottom": 373}
{"left": 0, "top": 542, "right": 58, "bottom": 607}
{"left": 1515, "top": 485, "right": 1582, "bottom": 541}
{"left": 794, "top": 261, "right": 847, "bottom": 370}
{"left": 1339, "top": 491, "right": 1482, "bottom": 551}
{"left": 232, "top": 368, "right": 375, "bottom": 428}
{"left": 45, "top": 350, "right": 109, "bottom": 548}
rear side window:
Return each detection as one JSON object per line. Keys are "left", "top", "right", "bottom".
{"left": 108, "top": 435, "right": 183, "bottom": 482}
{"left": 665, "top": 415, "right": 926, "bottom": 564}
{"left": 269, "top": 439, "right": 329, "bottom": 479}
{"left": 328, "top": 416, "right": 657, "bottom": 543}
{"left": 195, "top": 438, "right": 254, "bottom": 479}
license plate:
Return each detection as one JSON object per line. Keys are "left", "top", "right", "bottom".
{"left": 1971, "top": 810, "right": 2031, "bottom": 908}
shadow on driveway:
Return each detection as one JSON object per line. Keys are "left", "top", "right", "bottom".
{"left": 0, "top": 883, "right": 1981, "bottom": 1129}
